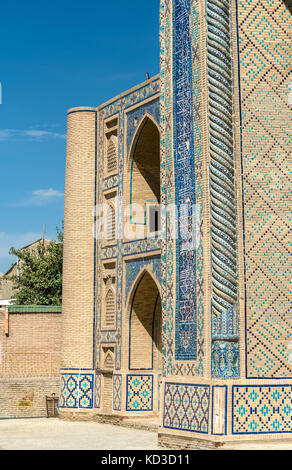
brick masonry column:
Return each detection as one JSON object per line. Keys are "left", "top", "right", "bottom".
{"left": 62, "top": 107, "right": 98, "bottom": 370}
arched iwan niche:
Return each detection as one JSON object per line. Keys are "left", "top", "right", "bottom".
{"left": 129, "top": 270, "right": 162, "bottom": 371}
{"left": 129, "top": 116, "right": 160, "bottom": 224}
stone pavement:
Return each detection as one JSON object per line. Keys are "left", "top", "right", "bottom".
{"left": 0, "top": 418, "right": 159, "bottom": 450}
{"left": 0, "top": 418, "right": 291, "bottom": 450}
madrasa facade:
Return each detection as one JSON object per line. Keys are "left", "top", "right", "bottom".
{"left": 59, "top": 0, "right": 292, "bottom": 448}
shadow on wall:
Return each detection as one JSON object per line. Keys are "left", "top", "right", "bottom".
{"left": 283, "top": 0, "right": 292, "bottom": 15}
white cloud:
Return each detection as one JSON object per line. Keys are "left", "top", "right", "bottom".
{"left": 32, "top": 188, "right": 64, "bottom": 199}
{"left": 0, "top": 129, "right": 66, "bottom": 141}
{"left": 13, "top": 188, "right": 64, "bottom": 207}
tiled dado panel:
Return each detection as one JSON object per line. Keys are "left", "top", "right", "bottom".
{"left": 94, "top": 374, "right": 101, "bottom": 409}
{"left": 113, "top": 374, "right": 122, "bottom": 411}
{"left": 232, "top": 385, "right": 292, "bottom": 435}
{"left": 59, "top": 373, "right": 94, "bottom": 409}
{"left": 126, "top": 375, "right": 153, "bottom": 411}
{"left": 163, "top": 383, "right": 210, "bottom": 434}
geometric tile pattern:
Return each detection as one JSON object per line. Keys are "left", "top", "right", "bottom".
{"left": 237, "top": 1, "right": 292, "bottom": 377}
{"left": 113, "top": 374, "right": 122, "bottom": 411}
{"left": 160, "top": 0, "right": 176, "bottom": 377}
{"left": 101, "top": 238, "right": 161, "bottom": 261}
{"left": 163, "top": 383, "right": 210, "bottom": 434}
{"left": 232, "top": 386, "right": 292, "bottom": 434}
{"left": 126, "top": 375, "right": 153, "bottom": 411}
{"left": 59, "top": 374, "right": 94, "bottom": 409}
{"left": 94, "top": 374, "right": 101, "bottom": 409}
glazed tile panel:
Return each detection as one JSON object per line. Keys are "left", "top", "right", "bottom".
{"left": 113, "top": 374, "right": 122, "bottom": 411}
{"left": 232, "top": 385, "right": 292, "bottom": 434}
{"left": 60, "top": 373, "right": 94, "bottom": 409}
{"left": 94, "top": 374, "right": 101, "bottom": 408}
{"left": 173, "top": 0, "right": 197, "bottom": 361}
{"left": 163, "top": 383, "right": 210, "bottom": 433}
{"left": 126, "top": 375, "right": 153, "bottom": 411}
{"left": 237, "top": 0, "right": 292, "bottom": 377}
{"left": 160, "top": 0, "right": 176, "bottom": 376}
{"left": 159, "top": 0, "right": 205, "bottom": 375}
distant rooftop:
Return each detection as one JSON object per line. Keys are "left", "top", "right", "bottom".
{"left": 4, "top": 238, "right": 53, "bottom": 276}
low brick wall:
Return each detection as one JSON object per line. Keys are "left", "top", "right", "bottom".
{"left": 0, "top": 306, "right": 61, "bottom": 418}
{"left": 0, "top": 377, "right": 60, "bottom": 419}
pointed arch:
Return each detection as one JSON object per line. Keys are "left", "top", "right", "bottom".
{"left": 128, "top": 112, "right": 160, "bottom": 167}
{"left": 127, "top": 267, "right": 162, "bottom": 306}
{"left": 104, "top": 350, "right": 115, "bottom": 370}
{"left": 127, "top": 269, "right": 162, "bottom": 371}
{"left": 127, "top": 114, "right": 161, "bottom": 225}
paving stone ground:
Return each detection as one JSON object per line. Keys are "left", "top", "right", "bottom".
{"left": 0, "top": 418, "right": 160, "bottom": 450}
{"left": 0, "top": 418, "right": 291, "bottom": 450}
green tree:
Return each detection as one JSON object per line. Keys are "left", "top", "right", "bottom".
{"left": 6, "top": 224, "right": 63, "bottom": 306}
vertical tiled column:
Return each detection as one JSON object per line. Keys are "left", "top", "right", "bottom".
{"left": 206, "top": 0, "right": 239, "bottom": 378}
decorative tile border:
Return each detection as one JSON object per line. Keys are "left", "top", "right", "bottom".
{"left": 94, "top": 374, "right": 101, "bottom": 409}
{"left": 160, "top": 0, "right": 205, "bottom": 377}
{"left": 113, "top": 374, "right": 122, "bottom": 411}
{"left": 163, "top": 382, "right": 210, "bottom": 433}
{"left": 126, "top": 375, "right": 154, "bottom": 411}
{"left": 232, "top": 385, "right": 292, "bottom": 435}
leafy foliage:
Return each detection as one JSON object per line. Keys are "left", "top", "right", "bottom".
{"left": 6, "top": 224, "right": 63, "bottom": 306}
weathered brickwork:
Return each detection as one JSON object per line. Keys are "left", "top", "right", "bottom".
{"left": 0, "top": 307, "right": 61, "bottom": 418}
{"left": 0, "top": 377, "right": 60, "bottom": 419}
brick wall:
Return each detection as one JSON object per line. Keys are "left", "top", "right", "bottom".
{"left": 62, "top": 107, "right": 97, "bottom": 370}
{"left": 0, "top": 377, "right": 60, "bottom": 419}
{"left": 0, "top": 306, "right": 61, "bottom": 418}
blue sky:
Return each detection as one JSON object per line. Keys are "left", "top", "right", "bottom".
{"left": 0, "top": 0, "right": 160, "bottom": 273}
